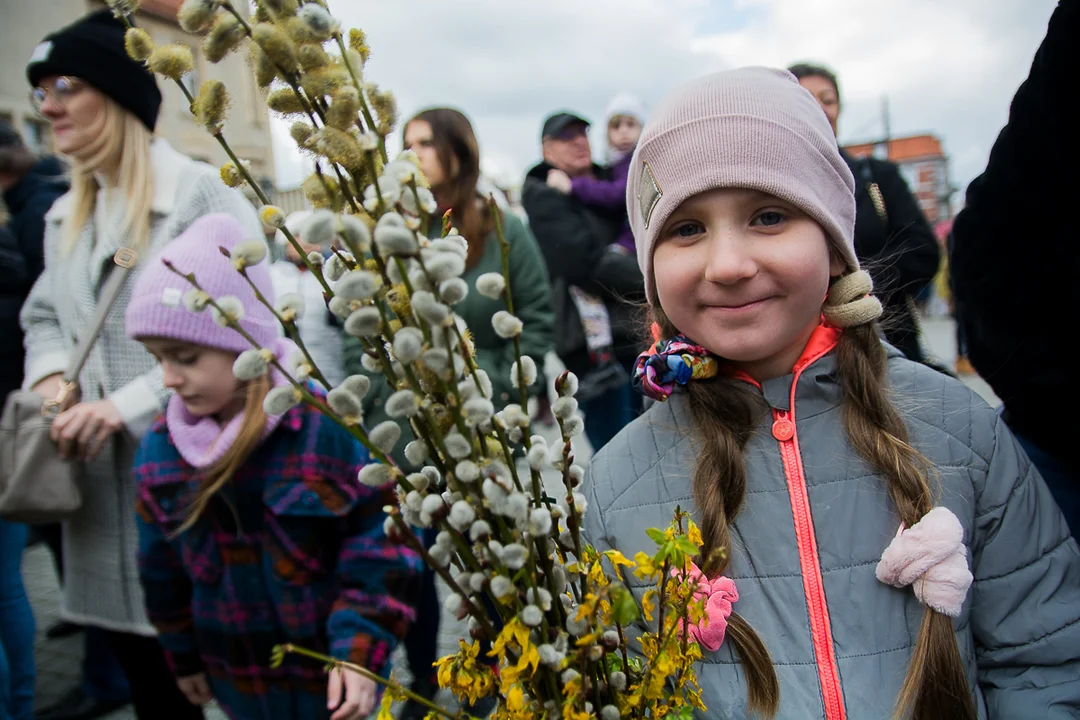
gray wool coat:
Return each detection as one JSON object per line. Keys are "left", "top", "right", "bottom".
{"left": 20, "top": 139, "right": 263, "bottom": 634}
{"left": 583, "top": 340, "right": 1080, "bottom": 719}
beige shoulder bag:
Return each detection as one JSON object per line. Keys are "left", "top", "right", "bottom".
{"left": 0, "top": 247, "right": 138, "bottom": 524}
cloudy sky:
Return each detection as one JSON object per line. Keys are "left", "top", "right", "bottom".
{"left": 271, "top": 0, "right": 1057, "bottom": 202}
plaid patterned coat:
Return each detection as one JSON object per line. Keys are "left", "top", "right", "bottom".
{"left": 133, "top": 397, "right": 420, "bottom": 720}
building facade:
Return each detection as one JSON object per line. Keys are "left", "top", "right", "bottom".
{"left": 843, "top": 134, "right": 953, "bottom": 224}
{"left": 1, "top": 0, "right": 274, "bottom": 189}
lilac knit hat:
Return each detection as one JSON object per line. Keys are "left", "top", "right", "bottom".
{"left": 627, "top": 67, "right": 859, "bottom": 305}
{"left": 125, "top": 213, "right": 279, "bottom": 353}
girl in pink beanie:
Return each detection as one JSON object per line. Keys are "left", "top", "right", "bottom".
{"left": 582, "top": 67, "right": 1080, "bottom": 720}
{"left": 123, "top": 213, "right": 420, "bottom": 720}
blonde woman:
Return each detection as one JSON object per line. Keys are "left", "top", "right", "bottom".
{"left": 21, "top": 10, "right": 263, "bottom": 719}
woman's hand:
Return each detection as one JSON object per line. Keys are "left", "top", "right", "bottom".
{"left": 547, "top": 169, "right": 572, "bottom": 195}
{"left": 50, "top": 399, "right": 124, "bottom": 461}
{"left": 327, "top": 667, "right": 376, "bottom": 720}
{"left": 176, "top": 673, "right": 213, "bottom": 706}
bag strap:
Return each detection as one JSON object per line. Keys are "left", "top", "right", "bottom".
{"left": 64, "top": 247, "right": 139, "bottom": 382}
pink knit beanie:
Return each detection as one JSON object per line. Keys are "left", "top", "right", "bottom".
{"left": 125, "top": 213, "right": 280, "bottom": 354}
{"left": 627, "top": 67, "right": 859, "bottom": 305}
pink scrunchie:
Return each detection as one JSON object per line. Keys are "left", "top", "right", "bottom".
{"left": 671, "top": 562, "right": 738, "bottom": 652}
{"left": 875, "top": 506, "right": 973, "bottom": 617}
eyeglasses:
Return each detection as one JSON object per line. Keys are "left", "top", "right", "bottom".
{"left": 30, "top": 76, "right": 85, "bottom": 115}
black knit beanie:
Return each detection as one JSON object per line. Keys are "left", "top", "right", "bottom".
{"left": 26, "top": 9, "right": 162, "bottom": 132}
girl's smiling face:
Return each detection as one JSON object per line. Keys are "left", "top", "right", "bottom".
{"left": 653, "top": 187, "right": 844, "bottom": 381}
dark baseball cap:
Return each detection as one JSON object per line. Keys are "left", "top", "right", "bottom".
{"left": 541, "top": 112, "right": 590, "bottom": 140}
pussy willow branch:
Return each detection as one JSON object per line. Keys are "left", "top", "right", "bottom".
{"left": 160, "top": 260, "right": 398, "bottom": 467}
{"left": 273, "top": 645, "right": 472, "bottom": 720}
{"left": 486, "top": 197, "right": 551, "bottom": 512}
{"left": 389, "top": 510, "right": 499, "bottom": 641}
{"left": 111, "top": 6, "right": 336, "bottom": 295}
{"left": 218, "top": 0, "right": 362, "bottom": 216}
{"left": 330, "top": 31, "right": 389, "bottom": 165}
{"left": 234, "top": 262, "right": 331, "bottom": 390}
{"left": 489, "top": 197, "right": 530, "bottom": 415}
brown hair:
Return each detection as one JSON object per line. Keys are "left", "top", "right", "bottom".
{"left": 405, "top": 108, "right": 494, "bottom": 268}
{"left": 174, "top": 374, "right": 271, "bottom": 536}
{"left": 653, "top": 285, "right": 976, "bottom": 720}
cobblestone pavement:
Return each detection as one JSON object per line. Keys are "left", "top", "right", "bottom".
{"left": 21, "top": 318, "right": 993, "bottom": 719}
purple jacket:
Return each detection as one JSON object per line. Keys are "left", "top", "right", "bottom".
{"left": 571, "top": 153, "right": 635, "bottom": 253}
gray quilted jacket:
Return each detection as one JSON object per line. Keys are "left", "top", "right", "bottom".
{"left": 20, "top": 139, "right": 263, "bottom": 633}
{"left": 583, "top": 335, "right": 1080, "bottom": 720}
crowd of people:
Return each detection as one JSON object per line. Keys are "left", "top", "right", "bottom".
{"left": 1, "top": 2, "right": 1078, "bottom": 720}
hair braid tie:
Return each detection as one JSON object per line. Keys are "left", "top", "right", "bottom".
{"left": 823, "top": 270, "right": 883, "bottom": 328}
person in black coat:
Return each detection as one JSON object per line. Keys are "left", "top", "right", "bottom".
{"left": 1, "top": 122, "right": 68, "bottom": 401}
{"left": 522, "top": 112, "right": 646, "bottom": 451}
{"left": 2, "top": 123, "right": 135, "bottom": 719}
{"left": 949, "top": 0, "right": 1078, "bottom": 537}
{"left": 789, "top": 64, "right": 940, "bottom": 363}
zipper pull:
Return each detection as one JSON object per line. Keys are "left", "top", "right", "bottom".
{"left": 772, "top": 411, "right": 795, "bottom": 442}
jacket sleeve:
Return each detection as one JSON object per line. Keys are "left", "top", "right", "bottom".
{"left": 571, "top": 174, "right": 629, "bottom": 210}
{"left": 875, "top": 160, "right": 939, "bottom": 298}
{"left": 522, "top": 178, "right": 644, "bottom": 300}
{"left": 969, "top": 415, "right": 1080, "bottom": 717}
{"left": 108, "top": 172, "right": 266, "bottom": 438}
{"left": 133, "top": 446, "right": 202, "bottom": 677}
{"left": 949, "top": 1, "right": 1077, "bottom": 418}
{"left": 325, "top": 428, "right": 421, "bottom": 674}
{"left": 481, "top": 214, "right": 555, "bottom": 402}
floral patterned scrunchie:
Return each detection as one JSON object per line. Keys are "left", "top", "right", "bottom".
{"left": 632, "top": 335, "right": 719, "bottom": 401}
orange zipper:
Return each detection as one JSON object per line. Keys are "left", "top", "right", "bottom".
{"left": 773, "top": 405, "right": 846, "bottom": 720}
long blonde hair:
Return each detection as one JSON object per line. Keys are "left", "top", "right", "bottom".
{"left": 62, "top": 97, "right": 154, "bottom": 253}
{"left": 174, "top": 375, "right": 271, "bottom": 536}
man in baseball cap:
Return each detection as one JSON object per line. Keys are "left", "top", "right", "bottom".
{"left": 522, "top": 110, "right": 645, "bottom": 452}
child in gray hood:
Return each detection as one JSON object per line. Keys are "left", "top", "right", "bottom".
{"left": 583, "top": 66, "right": 1080, "bottom": 720}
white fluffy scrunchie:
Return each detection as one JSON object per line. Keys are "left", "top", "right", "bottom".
{"left": 875, "top": 507, "right": 973, "bottom": 617}
{"left": 823, "top": 270, "right": 883, "bottom": 328}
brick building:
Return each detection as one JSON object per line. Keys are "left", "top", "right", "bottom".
{"left": 843, "top": 134, "right": 953, "bottom": 224}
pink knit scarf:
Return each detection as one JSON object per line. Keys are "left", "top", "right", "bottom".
{"left": 166, "top": 338, "right": 297, "bottom": 469}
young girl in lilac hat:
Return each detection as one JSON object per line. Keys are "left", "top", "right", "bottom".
{"left": 124, "top": 213, "right": 420, "bottom": 720}
{"left": 583, "top": 67, "right": 1080, "bottom": 719}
